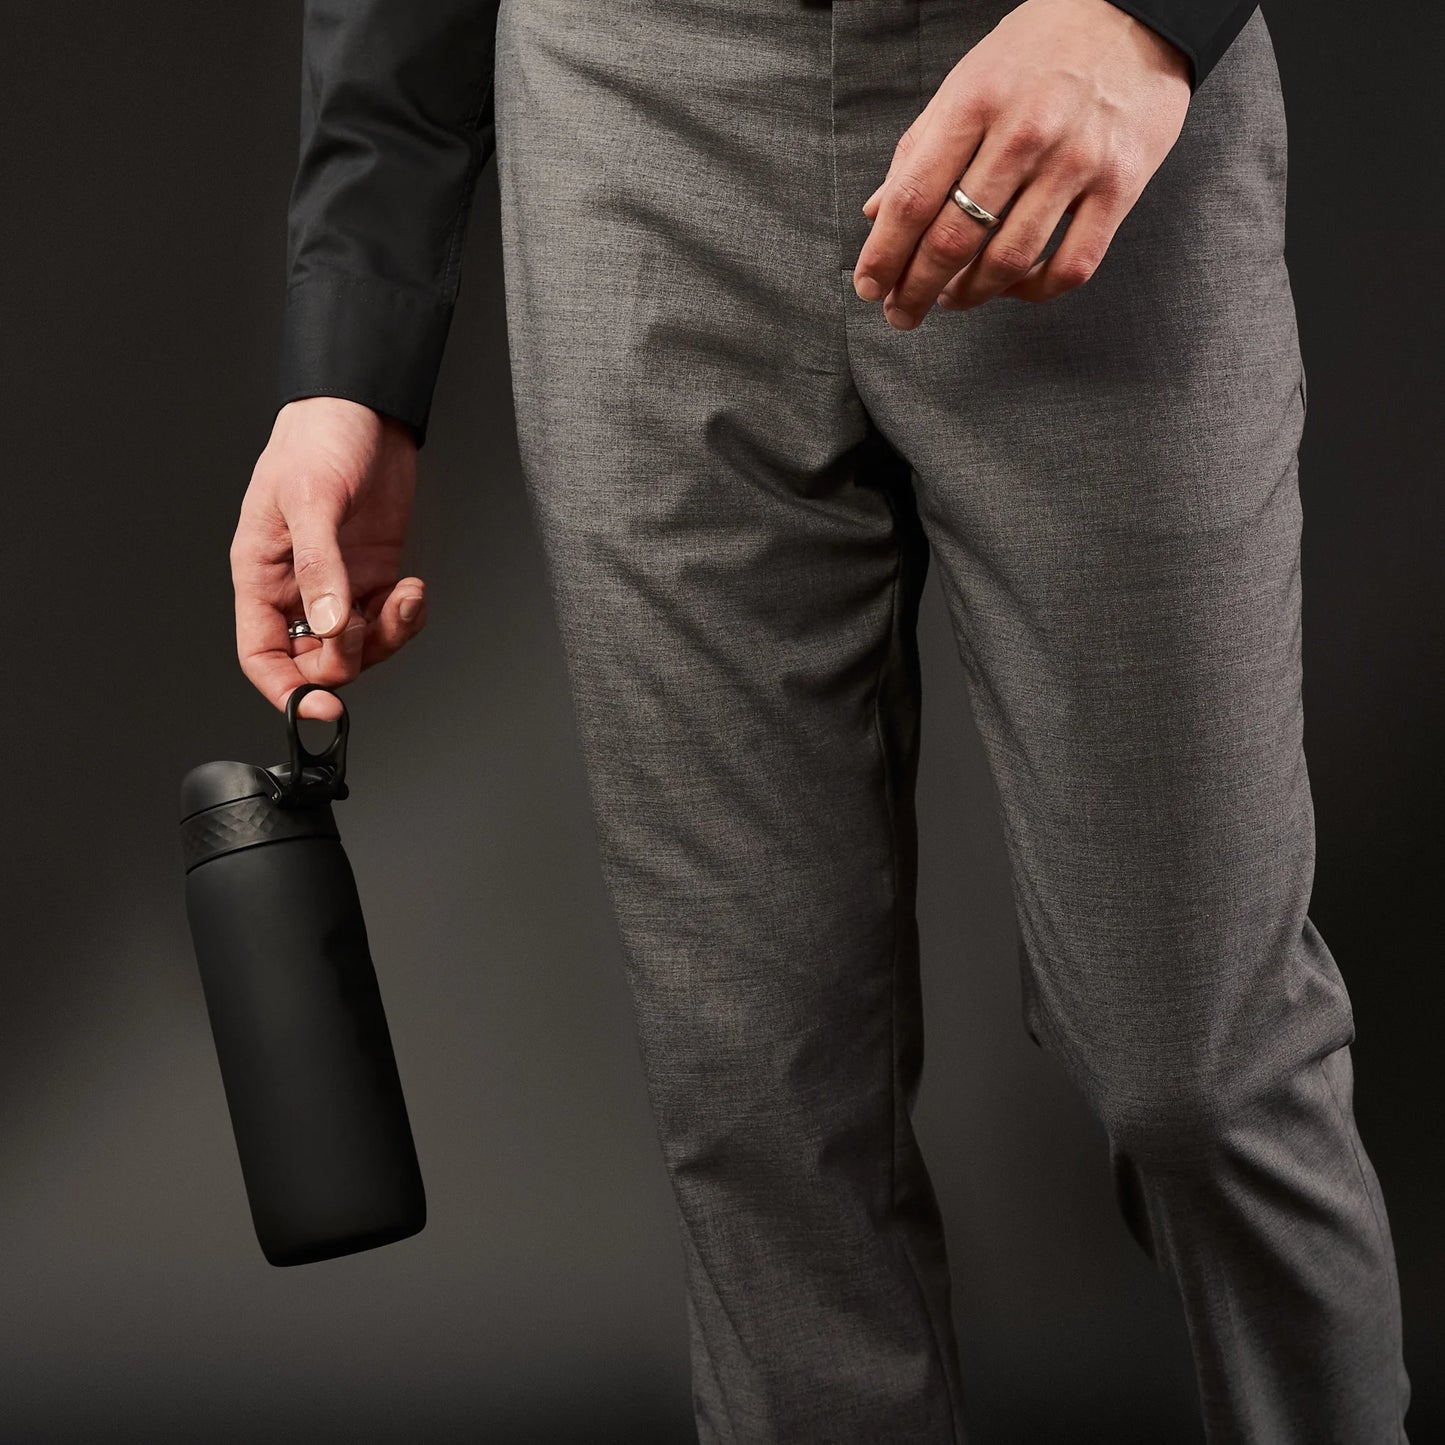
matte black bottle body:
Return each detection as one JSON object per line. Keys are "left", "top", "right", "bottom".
{"left": 179, "top": 696, "right": 425, "bottom": 1266}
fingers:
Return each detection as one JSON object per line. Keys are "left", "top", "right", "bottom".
{"left": 358, "top": 578, "right": 427, "bottom": 671}
{"left": 879, "top": 176, "right": 1022, "bottom": 328}
{"left": 234, "top": 588, "right": 361, "bottom": 722}
{"left": 933, "top": 178, "right": 1078, "bottom": 314}
{"left": 859, "top": 116, "right": 923, "bottom": 225}
{"left": 852, "top": 94, "right": 990, "bottom": 307}
{"left": 854, "top": 36, "right": 1158, "bottom": 327}
{"left": 993, "top": 191, "right": 1120, "bottom": 304}
{"left": 281, "top": 487, "right": 353, "bottom": 639}
{"left": 234, "top": 578, "right": 334, "bottom": 721}
{"left": 869, "top": 104, "right": 1065, "bottom": 329}
{"left": 291, "top": 578, "right": 429, "bottom": 692}
{"left": 304, "top": 605, "right": 369, "bottom": 700}
{"left": 235, "top": 576, "right": 428, "bottom": 720}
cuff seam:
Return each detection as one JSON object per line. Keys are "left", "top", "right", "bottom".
{"left": 283, "top": 265, "right": 454, "bottom": 317}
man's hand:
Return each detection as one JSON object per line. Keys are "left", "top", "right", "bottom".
{"left": 853, "top": 0, "right": 1192, "bottom": 328}
{"left": 231, "top": 396, "right": 427, "bottom": 722}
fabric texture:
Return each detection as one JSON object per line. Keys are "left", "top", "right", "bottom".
{"left": 274, "top": 0, "right": 1258, "bottom": 446}
{"left": 483, "top": 2, "right": 1413, "bottom": 1441}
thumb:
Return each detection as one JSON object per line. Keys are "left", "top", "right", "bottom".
{"left": 284, "top": 494, "right": 352, "bottom": 638}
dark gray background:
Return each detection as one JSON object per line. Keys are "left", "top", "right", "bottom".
{"left": 3, "top": 2, "right": 1439, "bottom": 1441}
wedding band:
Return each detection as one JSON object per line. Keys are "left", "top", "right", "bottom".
{"left": 288, "top": 619, "right": 313, "bottom": 639}
{"left": 950, "top": 185, "right": 1002, "bottom": 228}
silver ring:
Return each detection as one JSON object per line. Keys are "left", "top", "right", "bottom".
{"left": 288, "top": 619, "right": 313, "bottom": 640}
{"left": 950, "top": 185, "right": 1002, "bottom": 228}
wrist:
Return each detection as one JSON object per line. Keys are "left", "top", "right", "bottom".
{"left": 1096, "top": 1, "right": 1193, "bottom": 86}
{"left": 273, "top": 394, "right": 416, "bottom": 451}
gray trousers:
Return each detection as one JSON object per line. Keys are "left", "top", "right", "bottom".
{"left": 491, "top": 1, "right": 1411, "bottom": 1439}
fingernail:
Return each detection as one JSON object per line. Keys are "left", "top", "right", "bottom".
{"left": 855, "top": 275, "right": 884, "bottom": 301}
{"left": 310, "top": 594, "right": 342, "bottom": 634}
{"left": 399, "top": 596, "right": 421, "bottom": 622}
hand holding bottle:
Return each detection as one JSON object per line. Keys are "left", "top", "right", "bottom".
{"left": 231, "top": 396, "right": 428, "bottom": 722}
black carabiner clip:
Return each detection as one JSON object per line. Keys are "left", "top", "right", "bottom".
{"left": 267, "top": 683, "right": 351, "bottom": 807}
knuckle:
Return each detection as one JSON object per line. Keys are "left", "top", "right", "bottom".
{"left": 920, "top": 219, "right": 977, "bottom": 265}
{"left": 229, "top": 544, "right": 260, "bottom": 583}
{"left": 980, "top": 239, "right": 1037, "bottom": 277}
{"left": 291, "top": 544, "right": 332, "bottom": 580}
{"left": 890, "top": 174, "right": 936, "bottom": 223}
{"left": 1052, "top": 136, "right": 1101, "bottom": 178}
{"left": 999, "top": 113, "right": 1053, "bottom": 159}
{"left": 1054, "top": 251, "right": 1102, "bottom": 289}
{"left": 1094, "top": 148, "right": 1140, "bottom": 201}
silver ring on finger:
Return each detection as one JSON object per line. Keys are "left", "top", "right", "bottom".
{"left": 950, "top": 183, "right": 1002, "bottom": 229}
{"left": 288, "top": 619, "right": 313, "bottom": 640}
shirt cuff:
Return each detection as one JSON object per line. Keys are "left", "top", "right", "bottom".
{"left": 277, "top": 266, "right": 455, "bottom": 449}
{"left": 1100, "top": 0, "right": 1259, "bottom": 94}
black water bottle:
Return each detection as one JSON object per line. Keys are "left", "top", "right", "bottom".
{"left": 179, "top": 683, "right": 426, "bottom": 1266}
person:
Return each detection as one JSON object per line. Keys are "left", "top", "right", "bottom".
{"left": 229, "top": 1, "right": 1412, "bottom": 1439}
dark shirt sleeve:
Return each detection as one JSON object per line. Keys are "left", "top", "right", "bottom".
{"left": 277, "top": 0, "right": 500, "bottom": 448}
{"left": 1100, "top": 0, "right": 1259, "bottom": 93}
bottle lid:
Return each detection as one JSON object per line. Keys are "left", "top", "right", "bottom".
{"left": 178, "top": 685, "right": 350, "bottom": 821}
{"left": 178, "top": 760, "right": 276, "bottom": 822}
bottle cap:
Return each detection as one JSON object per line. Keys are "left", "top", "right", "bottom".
{"left": 178, "top": 685, "right": 350, "bottom": 822}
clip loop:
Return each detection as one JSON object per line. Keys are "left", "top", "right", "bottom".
{"left": 268, "top": 684, "right": 351, "bottom": 807}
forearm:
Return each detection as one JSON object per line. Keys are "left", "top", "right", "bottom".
{"left": 278, "top": 0, "right": 501, "bottom": 447}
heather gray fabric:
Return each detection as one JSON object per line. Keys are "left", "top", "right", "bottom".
{"left": 490, "top": 1, "right": 1412, "bottom": 1440}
